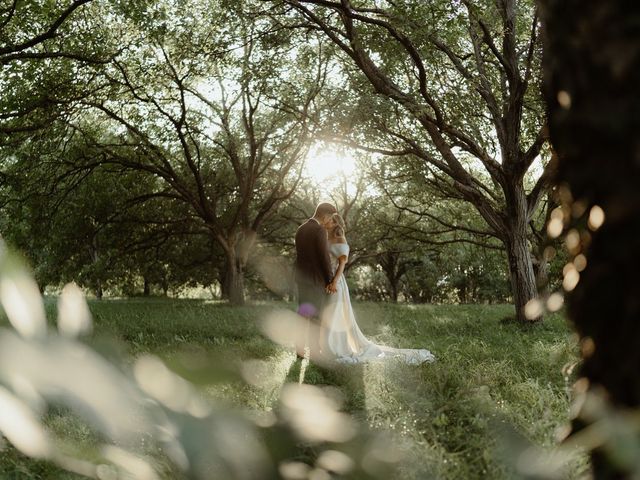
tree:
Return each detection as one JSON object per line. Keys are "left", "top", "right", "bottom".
{"left": 368, "top": 156, "right": 513, "bottom": 302}
{"left": 543, "top": 0, "right": 640, "bottom": 476}
{"left": 0, "top": 0, "right": 92, "bottom": 63}
{"left": 54, "top": 3, "right": 334, "bottom": 305}
{"left": 0, "top": 0, "right": 110, "bottom": 138}
{"left": 347, "top": 193, "right": 435, "bottom": 303}
{"left": 271, "top": 0, "right": 551, "bottom": 321}
{"left": 0, "top": 124, "right": 221, "bottom": 298}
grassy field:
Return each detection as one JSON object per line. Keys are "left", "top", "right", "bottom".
{"left": 0, "top": 299, "right": 589, "bottom": 479}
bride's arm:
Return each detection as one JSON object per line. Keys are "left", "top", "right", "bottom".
{"left": 326, "top": 255, "right": 348, "bottom": 293}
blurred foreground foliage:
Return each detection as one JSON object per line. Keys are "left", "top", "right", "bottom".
{"left": 0, "top": 243, "right": 399, "bottom": 480}
{"left": 2, "top": 240, "right": 638, "bottom": 479}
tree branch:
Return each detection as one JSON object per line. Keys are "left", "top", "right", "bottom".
{"left": 0, "top": 0, "right": 93, "bottom": 56}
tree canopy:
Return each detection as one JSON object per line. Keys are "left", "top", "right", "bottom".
{"left": 0, "top": 0, "right": 558, "bottom": 316}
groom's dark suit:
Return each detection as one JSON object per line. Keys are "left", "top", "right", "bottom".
{"left": 294, "top": 218, "right": 333, "bottom": 322}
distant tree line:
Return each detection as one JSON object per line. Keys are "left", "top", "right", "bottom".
{"left": 0, "top": 0, "right": 560, "bottom": 316}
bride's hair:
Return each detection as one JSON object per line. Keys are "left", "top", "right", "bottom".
{"left": 330, "top": 213, "right": 346, "bottom": 238}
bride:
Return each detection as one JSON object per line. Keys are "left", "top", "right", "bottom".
{"left": 319, "top": 213, "right": 435, "bottom": 365}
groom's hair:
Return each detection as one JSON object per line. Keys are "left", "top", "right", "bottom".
{"left": 313, "top": 202, "right": 337, "bottom": 218}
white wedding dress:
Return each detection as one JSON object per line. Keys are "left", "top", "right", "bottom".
{"left": 320, "top": 243, "right": 435, "bottom": 365}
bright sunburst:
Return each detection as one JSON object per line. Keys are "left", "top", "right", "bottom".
{"left": 303, "top": 145, "right": 358, "bottom": 189}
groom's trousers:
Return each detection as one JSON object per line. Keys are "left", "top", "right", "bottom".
{"left": 297, "top": 281, "right": 327, "bottom": 320}
{"left": 296, "top": 281, "right": 327, "bottom": 358}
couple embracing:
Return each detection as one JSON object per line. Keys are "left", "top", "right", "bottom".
{"left": 294, "top": 203, "right": 435, "bottom": 365}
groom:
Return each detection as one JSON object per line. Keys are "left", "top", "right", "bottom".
{"left": 294, "top": 202, "right": 337, "bottom": 357}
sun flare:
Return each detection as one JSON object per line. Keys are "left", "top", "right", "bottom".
{"left": 303, "top": 146, "right": 357, "bottom": 187}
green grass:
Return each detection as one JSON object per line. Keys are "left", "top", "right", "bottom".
{"left": 0, "top": 299, "right": 589, "bottom": 479}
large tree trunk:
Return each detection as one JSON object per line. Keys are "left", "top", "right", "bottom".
{"left": 378, "top": 252, "right": 400, "bottom": 303}
{"left": 220, "top": 230, "right": 256, "bottom": 307}
{"left": 89, "top": 235, "right": 103, "bottom": 300}
{"left": 504, "top": 207, "right": 539, "bottom": 322}
{"left": 219, "top": 269, "right": 229, "bottom": 300}
{"left": 389, "top": 280, "right": 399, "bottom": 304}
{"left": 543, "top": 0, "right": 640, "bottom": 477}
{"left": 143, "top": 276, "right": 150, "bottom": 296}
{"left": 223, "top": 252, "right": 245, "bottom": 306}
{"left": 161, "top": 275, "right": 168, "bottom": 296}
{"left": 532, "top": 251, "right": 549, "bottom": 297}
